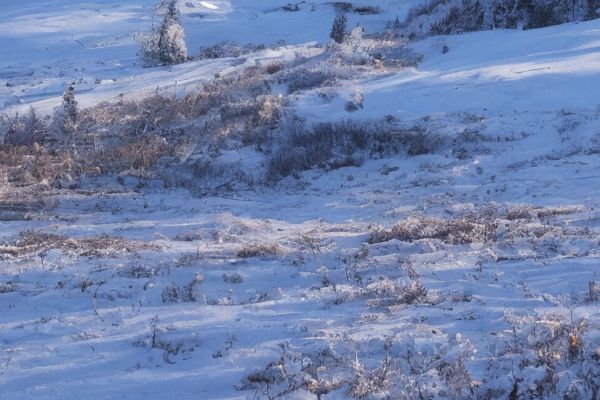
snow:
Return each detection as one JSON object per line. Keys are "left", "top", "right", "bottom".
{"left": 2, "top": 1, "right": 600, "bottom": 399}
{"left": 199, "top": 1, "right": 220, "bottom": 10}
{"left": 0, "top": 0, "right": 413, "bottom": 113}
{"left": 296, "top": 20, "right": 600, "bottom": 121}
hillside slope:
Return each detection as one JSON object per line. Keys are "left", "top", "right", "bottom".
{"left": 2, "top": 2, "right": 600, "bottom": 400}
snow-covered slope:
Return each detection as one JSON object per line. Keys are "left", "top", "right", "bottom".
{"left": 297, "top": 19, "right": 600, "bottom": 121}
{"left": 2, "top": 2, "right": 600, "bottom": 400}
{"left": 0, "top": 0, "right": 414, "bottom": 112}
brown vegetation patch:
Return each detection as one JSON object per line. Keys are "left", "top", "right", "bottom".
{"left": 0, "top": 230, "right": 158, "bottom": 257}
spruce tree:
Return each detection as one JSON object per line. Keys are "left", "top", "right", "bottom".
{"left": 330, "top": 12, "right": 347, "bottom": 44}
{"left": 62, "top": 83, "right": 78, "bottom": 126}
{"left": 158, "top": 0, "right": 188, "bottom": 65}
{"left": 51, "top": 82, "right": 79, "bottom": 149}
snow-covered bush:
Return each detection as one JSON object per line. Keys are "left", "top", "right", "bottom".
{"left": 368, "top": 216, "right": 496, "bottom": 245}
{"left": 479, "top": 312, "right": 600, "bottom": 399}
{"left": 362, "top": 277, "right": 428, "bottom": 307}
{"left": 136, "top": 31, "right": 161, "bottom": 67}
{"left": 337, "top": 27, "right": 373, "bottom": 65}
{"left": 345, "top": 90, "right": 364, "bottom": 112}
{"left": 238, "top": 334, "right": 478, "bottom": 399}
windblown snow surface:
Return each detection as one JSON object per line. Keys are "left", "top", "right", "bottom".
{"left": 2, "top": 1, "right": 600, "bottom": 399}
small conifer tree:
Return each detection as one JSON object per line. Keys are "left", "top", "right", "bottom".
{"left": 330, "top": 12, "right": 347, "bottom": 44}
{"left": 158, "top": 0, "right": 188, "bottom": 65}
{"left": 51, "top": 83, "right": 79, "bottom": 151}
{"left": 62, "top": 83, "right": 78, "bottom": 126}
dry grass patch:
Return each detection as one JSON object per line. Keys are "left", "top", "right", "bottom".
{"left": 0, "top": 230, "right": 158, "bottom": 257}
{"left": 236, "top": 243, "right": 283, "bottom": 258}
{"left": 369, "top": 216, "right": 496, "bottom": 245}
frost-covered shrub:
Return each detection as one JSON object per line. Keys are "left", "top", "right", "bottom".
{"left": 362, "top": 277, "right": 428, "bottom": 307}
{"left": 196, "top": 41, "right": 266, "bottom": 60}
{"left": 369, "top": 216, "right": 497, "bottom": 245}
{"left": 401, "top": 0, "right": 600, "bottom": 39}
{"left": 266, "top": 119, "right": 444, "bottom": 180}
{"left": 136, "top": 31, "right": 161, "bottom": 67}
{"left": 337, "top": 27, "right": 373, "bottom": 65}
{"left": 285, "top": 69, "right": 335, "bottom": 94}
{"left": 347, "top": 356, "right": 393, "bottom": 398}
{"left": 237, "top": 335, "right": 478, "bottom": 400}
{"left": 2, "top": 107, "right": 48, "bottom": 147}
{"left": 106, "top": 135, "right": 180, "bottom": 171}
{"left": 479, "top": 313, "right": 600, "bottom": 399}
{"left": 345, "top": 91, "right": 364, "bottom": 112}
{"left": 197, "top": 41, "right": 241, "bottom": 59}
{"left": 161, "top": 282, "right": 183, "bottom": 303}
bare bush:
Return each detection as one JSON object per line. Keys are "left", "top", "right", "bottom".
{"left": 285, "top": 69, "right": 335, "bottom": 94}
{"left": 352, "top": 6, "right": 383, "bottom": 15}
{"left": 0, "top": 281, "right": 17, "bottom": 294}
{"left": 95, "top": 135, "right": 183, "bottom": 172}
{"left": 223, "top": 272, "right": 244, "bottom": 284}
{"left": 2, "top": 108, "right": 48, "bottom": 147}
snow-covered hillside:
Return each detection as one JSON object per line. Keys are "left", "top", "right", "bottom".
{"left": 2, "top": 1, "right": 600, "bottom": 400}
{"left": 0, "top": 0, "right": 414, "bottom": 113}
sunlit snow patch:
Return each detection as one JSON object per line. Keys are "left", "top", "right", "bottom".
{"left": 200, "top": 1, "right": 219, "bottom": 9}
